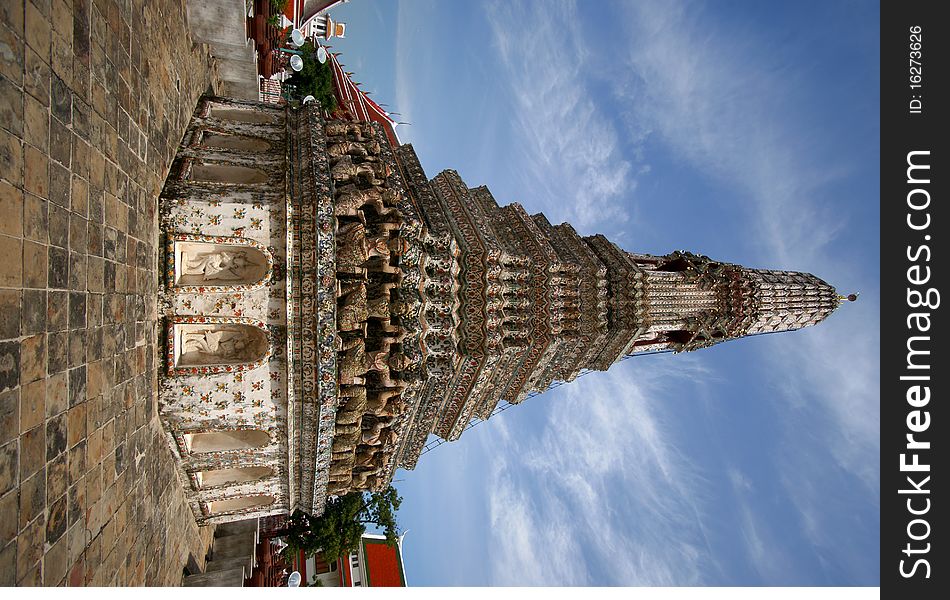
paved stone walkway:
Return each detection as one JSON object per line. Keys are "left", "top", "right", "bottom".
{"left": 1, "top": 0, "right": 224, "bottom": 586}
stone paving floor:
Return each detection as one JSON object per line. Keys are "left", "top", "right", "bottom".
{"left": 1, "top": 0, "right": 225, "bottom": 586}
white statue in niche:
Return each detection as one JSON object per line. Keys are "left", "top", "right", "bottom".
{"left": 181, "top": 249, "right": 259, "bottom": 281}
{"left": 177, "top": 325, "right": 268, "bottom": 366}
{"left": 173, "top": 241, "right": 270, "bottom": 287}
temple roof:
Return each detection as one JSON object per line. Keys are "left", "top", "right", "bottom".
{"left": 325, "top": 47, "right": 401, "bottom": 147}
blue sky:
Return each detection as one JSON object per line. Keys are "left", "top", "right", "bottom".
{"left": 326, "top": 0, "right": 880, "bottom": 586}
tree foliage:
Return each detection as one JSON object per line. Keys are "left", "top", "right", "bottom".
{"left": 282, "top": 487, "right": 403, "bottom": 562}
{"left": 284, "top": 41, "right": 338, "bottom": 111}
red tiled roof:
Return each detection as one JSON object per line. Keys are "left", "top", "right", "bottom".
{"left": 325, "top": 47, "right": 400, "bottom": 147}
{"left": 363, "top": 538, "right": 406, "bottom": 587}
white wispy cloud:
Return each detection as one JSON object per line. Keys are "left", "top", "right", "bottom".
{"left": 483, "top": 0, "right": 637, "bottom": 235}
{"left": 390, "top": 0, "right": 876, "bottom": 585}
{"left": 476, "top": 0, "right": 877, "bottom": 585}
{"left": 484, "top": 362, "right": 718, "bottom": 586}
{"left": 393, "top": 0, "right": 428, "bottom": 142}
{"left": 612, "top": 0, "right": 856, "bottom": 266}
{"left": 609, "top": 0, "right": 880, "bottom": 576}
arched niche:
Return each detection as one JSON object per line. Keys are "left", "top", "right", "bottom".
{"left": 168, "top": 234, "right": 272, "bottom": 290}
{"left": 209, "top": 106, "right": 279, "bottom": 124}
{"left": 184, "top": 429, "right": 271, "bottom": 453}
{"left": 190, "top": 163, "right": 268, "bottom": 184}
{"left": 207, "top": 494, "right": 275, "bottom": 516}
{"left": 200, "top": 133, "right": 272, "bottom": 152}
{"left": 195, "top": 465, "right": 274, "bottom": 488}
{"left": 167, "top": 318, "right": 271, "bottom": 375}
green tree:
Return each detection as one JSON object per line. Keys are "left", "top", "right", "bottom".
{"left": 281, "top": 486, "right": 403, "bottom": 562}
{"left": 284, "top": 41, "right": 338, "bottom": 111}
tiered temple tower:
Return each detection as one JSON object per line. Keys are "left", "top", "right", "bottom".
{"left": 157, "top": 98, "right": 849, "bottom": 524}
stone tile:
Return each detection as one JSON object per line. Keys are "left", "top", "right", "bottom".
{"left": 51, "top": 73, "right": 72, "bottom": 124}
{"left": 22, "top": 192, "right": 48, "bottom": 242}
{"left": 25, "top": 0, "right": 51, "bottom": 61}
{"left": 86, "top": 360, "right": 104, "bottom": 399}
{"left": 0, "top": 181, "right": 23, "bottom": 238}
{"left": 0, "top": 388, "right": 18, "bottom": 445}
{"left": 67, "top": 401, "right": 85, "bottom": 446}
{"left": 87, "top": 185, "right": 101, "bottom": 224}
{"left": 47, "top": 369, "right": 68, "bottom": 417}
{"left": 0, "top": 128, "right": 23, "bottom": 187}
{"left": 50, "top": 159, "right": 71, "bottom": 208}
{"left": 0, "top": 234, "right": 22, "bottom": 287}
{"left": 20, "top": 333, "right": 47, "bottom": 383}
{"left": 44, "top": 531, "right": 69, "bottom": 585}
{"left": 101, "top": 450, "right": 115, "bottom": 485}
{"left": 49, "top": 116, "right": 71, "bottom": 166}
{"left": 47, "top": 289, "right": 67, "bottom": 330}
{"left": 84, "top": 460, "right": 100, "bottom": 506}
{"left": 68, "top": 328, "right": 84, "bottom": 366}
{"left": 0, "top": 540, "right": 14, "bottom": 587}
{"left": 19, "top": 467, "right": 46, "bottom": 529}
{"left": 48, "top": 244, "right": 68, "bottom": 288}
{"left": 22, "top": 240, "right": 48, "bottom": 289}
{"left": 86, "top": 294, "right": 102, "bottom": 327}
{"left": 19, "top": 423, "right": 44, "bottom": 482}
{"left": 86, "top": 220, "right": 102, "bottom": 258}
{"left": 0, "top": 439, "right": 16, "bottom": 495}
{"left": 69, "top": 364, "right": 86, "bottom": 407}
{"left": 21, "top": 289, "right": 47, "bottom": 334}
{"left": 0, "top": 0, "right": 25, "bottom": 32}
{"left": 0, "top": 289, "right": 20, "bottom": 339}
{"left": 102, "top": 258, "right": 115, "bottom": 291}
{"left": 72, "top": 0, "right": 90, "bottom": 61}
{"left": 71, "top": 175, "right": 88, "bottom": 216}
{"left": 102, "top": 417, "right": 114, "bottom": 451}
{"left": 51, "top": 31, "right": 72, "bottom": 85}
{"left": 72, "top": 97, "right": 92, "bottom": 145}
{"left": 69, "top": 251, "right": 86, "bottom": 289}
{"left": 24, "top": 144, "right": 49, "bottom": 199}
{"left": 51, "top": 0, "right": 72, "bottom": 39}
{"left": 33, "top": 0, "right": 53, "bottom": 16}
{"left": 47, "top": 450, "right": 67, "bottom": 499}
{"left": 67, "top": 439, "right": 85, "bottom": 485}
{"left": 0, "top": 489, "right": 16, "bottom": 546}
{"left": 23, "top": 46, "right": 50, "bottom": 106}
{"left": 69, "top": 291, "right": 86, "bottom": 329}
{"left": 0, "top": 340, "right": 19, "bottom": 392}
{"left": 69, "top": 213, "right": 86, "bottom": 252}
{"left": 0, "top": 74, "right": 23, "bottom": 136}
{"left": 1, "top": 21, "right": 23, "bottom": 84}
{"left": 86, "top": 425, "right": 101, "bottom": 467}
{"left": 47, "top": 330, "right": 68, "bottom": 373}
{"left": 46, "top": 492, "right": 68, "bottom": 545}
{"left": 102, "top": 225, "right": 116, "bottom": 260}
{"left": 18, "top": 557, "right": 42, "bottom": 586}
{"left": 23, "top": 93, "right": 50, "bottom": 153}
{"left": 66, "top": 507, "right": 83, "bottom": 553}
{"left": 67, "top": 554, "right": 84, "bottom": 587}
{"left": 49, "top": 200, "right": 69, "bottom": 246}
{"left": 3, "top": 0, "right": 223, "bottom": 586}
{"left": 20, "top": 378, "right": 44, "bottom": 433}
{"left": 47, "top": 411, "right": 67, "bottom": 462}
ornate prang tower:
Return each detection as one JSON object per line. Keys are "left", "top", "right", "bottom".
{"left": 388, "top": 165, "right": 849, "bottom": 470}
{"left": 157, "top": 99, "right": 851, "bottom": 524}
